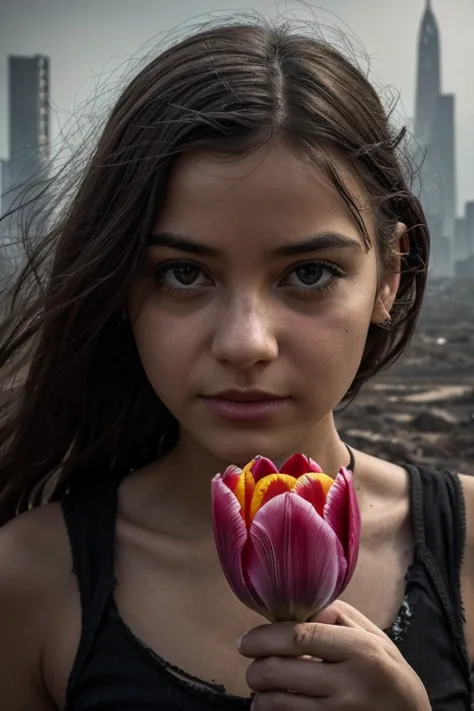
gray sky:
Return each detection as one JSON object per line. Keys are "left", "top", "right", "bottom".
{"left": 1, "top": 0, "right": 474, "bottom": 211}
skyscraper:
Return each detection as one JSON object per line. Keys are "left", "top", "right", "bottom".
{"left": 432, "top": 94, "right": 456, "bottom": 249}
{"left": 465, "top": 202, "right": 474, "bottom": 259}
{"left": 454, "top": 217, "right": 467, "bottom": 262}
{"left": 413, "top": 0, "right": 456, "bottom": 277}
{"left": 415, "top": 0, "right": 440, "bottom": 143}
{"left": 0, "top": 54, "right": 50, "bottom": 237}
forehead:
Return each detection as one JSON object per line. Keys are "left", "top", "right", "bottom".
{"left": 156, "top": 142, "right": 373, "bottom": 246}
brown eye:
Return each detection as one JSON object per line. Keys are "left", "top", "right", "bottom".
{"left": 167, "top": 264, "right": 201, "bottom": 286}
{"left": 283, "top": 260, "right": 345, "bottom": 291}
{"left": 294, "top": 263, "right": 324, "bottom": 286}
{"left": 153, "top": 259, "right": 213, "bottom": 292}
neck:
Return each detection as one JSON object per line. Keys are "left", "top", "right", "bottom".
{"left": 143, "top": 413, "right": 352, "bottom": 538}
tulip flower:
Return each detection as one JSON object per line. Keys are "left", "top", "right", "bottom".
{"left": 211, "top": 453, "right": 360, "bottom": 622}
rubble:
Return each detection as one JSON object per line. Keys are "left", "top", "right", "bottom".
{"left": 336, "top": 279, "right": 474, "bottom": 475}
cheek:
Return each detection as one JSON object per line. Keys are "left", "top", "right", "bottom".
{"left": 131, "top": 305, "right": 197, "bottom": 401}
{"left": 297, "top": 284, "right": 374, "bottom": 344}
{"left": 288, "top": 292, "right": 374, "bottom": 392}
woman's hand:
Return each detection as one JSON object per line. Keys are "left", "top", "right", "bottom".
{"left": 238, "top": 600, "right": 431, "bottom": 711}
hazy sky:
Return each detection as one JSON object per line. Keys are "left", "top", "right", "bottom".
{"left": 1, "top": 0, "right": 474, "bottom": 210}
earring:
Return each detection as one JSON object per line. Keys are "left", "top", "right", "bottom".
{"left": 379, "top": 315, "right": 392, "bottom": 329}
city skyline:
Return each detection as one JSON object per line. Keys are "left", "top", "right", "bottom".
{"left": 1, "top": 0, "right": 473, "bottom": 210}
{"left": 2, "top": 1, "right": 474, "bottom": 257}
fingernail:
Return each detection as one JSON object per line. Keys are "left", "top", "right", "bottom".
{"left": 237, "top": 632, "right": 247, "bottom": 650}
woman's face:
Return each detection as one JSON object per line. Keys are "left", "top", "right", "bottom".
{"left": 130, "top": 142, "right": 399, "bottom": 465}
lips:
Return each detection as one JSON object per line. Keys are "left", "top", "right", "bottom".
{"left": 206, "top": 390, "right": 286, "bottom": 402}
{"left": 201, "top": 390, "right": 290, "bottom": 423}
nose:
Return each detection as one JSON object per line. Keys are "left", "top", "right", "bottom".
{"left": 211, "top": 293, "right": 279, "bottom": 370}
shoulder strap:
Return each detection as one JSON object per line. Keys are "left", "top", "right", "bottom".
{"left": 61, "top": 479, "right": 119, "bottom": 697}
{"left": 407, "top": 465, "right": 470, "bottom": 672}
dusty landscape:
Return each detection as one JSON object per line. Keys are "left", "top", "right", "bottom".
{"left": 336, "top": 279, "right": 474, "bottom": 475}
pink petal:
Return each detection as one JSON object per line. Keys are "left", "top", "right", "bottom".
{"left": 280, "top": 453, "right": 323, "bottom": 477}
{"left": 324, "top": 468, "right": 361, "bottom": 589}
{"left": 246, "top": 492, "right": 346, "bottom": 621}
{"left": 211, "top": 476, "right": 267, "bottom": 616}
{"left": 251, "top": 456, "right": 279, "bottom": 481}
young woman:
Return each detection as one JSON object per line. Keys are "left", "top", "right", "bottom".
{"left": 0, "top": 21, "right": 472, "bottom": 711}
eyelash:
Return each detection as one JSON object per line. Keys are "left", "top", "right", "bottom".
{"left": 150, "top": 258, "right": 348, "bottom": 300}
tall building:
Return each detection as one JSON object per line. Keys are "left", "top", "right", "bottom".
{"left": 413, "top": 0, "right": 456, "bottom": 277}
{"left": 414, "top": 0, "right": 440, "bottom": 143}
{"left": 465, "top": 201, "right": 474, "bottom": 258}
{"left": 453, "top": 202, "right": 474, "bottom": 278}
{"left": 454, "top": 217, "right": 467, "bottom": 262}
{"left": 0, "top": 54, "right": 50, "bottom": 238}
{"left": 432, "top": 94, "right": 456, "bottom": 247}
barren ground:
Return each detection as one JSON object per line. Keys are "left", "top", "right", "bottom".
{"left": 335, "top": 279, "right": 474, "bottom": 475}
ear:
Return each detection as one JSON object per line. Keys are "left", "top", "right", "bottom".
{"left": 370, "top": 223, "right": 406, "bottom": 325}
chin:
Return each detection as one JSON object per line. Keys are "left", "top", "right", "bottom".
{"left": 197, "top": 428, "right": 307, "bottom": 468}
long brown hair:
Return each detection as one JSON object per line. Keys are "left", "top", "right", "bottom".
{"left": 0, "top": 20, "right": 429, "bottom": 525}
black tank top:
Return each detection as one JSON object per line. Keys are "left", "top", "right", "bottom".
{"left": 60, "top": 464, "right": 472, "bottom": 710}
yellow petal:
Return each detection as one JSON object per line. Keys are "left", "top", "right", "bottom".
{"left": 234, "top": 468, "right": 256, "bottom": 525}
{"left": 294, "top": 472, "right": 334, "bottom": 499}
{"left": 249, "top": 474, "right": 297, "bottom": 523}
{"left": 243, "top": 458, "right": 258, "bottom": 472}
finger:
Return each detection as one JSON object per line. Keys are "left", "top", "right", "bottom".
{"left": 238, "top": 620, "right": 378, "bottom": 662}
{"left": 247, "top": 655, "right": 335, "bottom": 696}
{"left": 311, "top": 600, "right": 389, "bottom": 640}
{"left": 252, "top": 690, "right": 325, "bottom": 711}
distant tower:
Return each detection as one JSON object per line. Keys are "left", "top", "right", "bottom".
{"left": 1, "top": 54, "right": 50, "bottom": 237}
{"left": 413, "top": 0, "right": 456, "bottom": 277}
{"left": 414, "top": 0, "right": 440, "bottom": 143}
{"left": 465, "top": 202, "right": 474, "bottom": 258}
{"left": 433, "top": 93, "right": 456, "bottom": 246}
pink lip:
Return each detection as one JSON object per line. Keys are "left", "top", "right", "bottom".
{"left": 201, "top": 396, "right": 290, "bottom": 422}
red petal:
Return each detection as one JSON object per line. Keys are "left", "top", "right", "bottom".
{"left": 324, "top": 468, "right": 361, "bottom": 589}
{"left": 279, "top": 453, "right": 312, "bottom": 476}
{"left": 211, "top": 476, "right": 267, "bottom": 616}
{"left": 280, "top": 453, "right": 323, "bottom": 477}
{"left": 220, "top": 465, "right": 243, "bottom": 493}
{"left": 308, "top": 457, "right": 323, "bottom": 473}
{"left": 251, "top": 456, "right": 279, "bottom": 481}
{"left": 246, "top": 492, "right": 346, "bottom": 622}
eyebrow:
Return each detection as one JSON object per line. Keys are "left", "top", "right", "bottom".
{"left": 148, "top": 231, "right": 363, "bottom": 257}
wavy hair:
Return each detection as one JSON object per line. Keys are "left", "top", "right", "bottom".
{"left": 0, "top": 20, "right": 429, "bottom": 524}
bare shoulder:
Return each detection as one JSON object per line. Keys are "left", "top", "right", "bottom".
{"left": 0, "top": 502, "right": 74, "bottom": 710}
{"left": 0, "top": 502, "right": 72, "bottom": 604}
{"left": 0, "top": 499, "right": 70, "bottom": 563}
{"left": 458, "top": 473, "right": 474, "bottom": 541}
{"left": 457, "top": 474, "right": 474, "bottom": 664}
{"left": 459, "top": 473, "right": 474, "bottom": 570}
{"left": 352, "top": 449, "right": 410, "bottom": 501}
